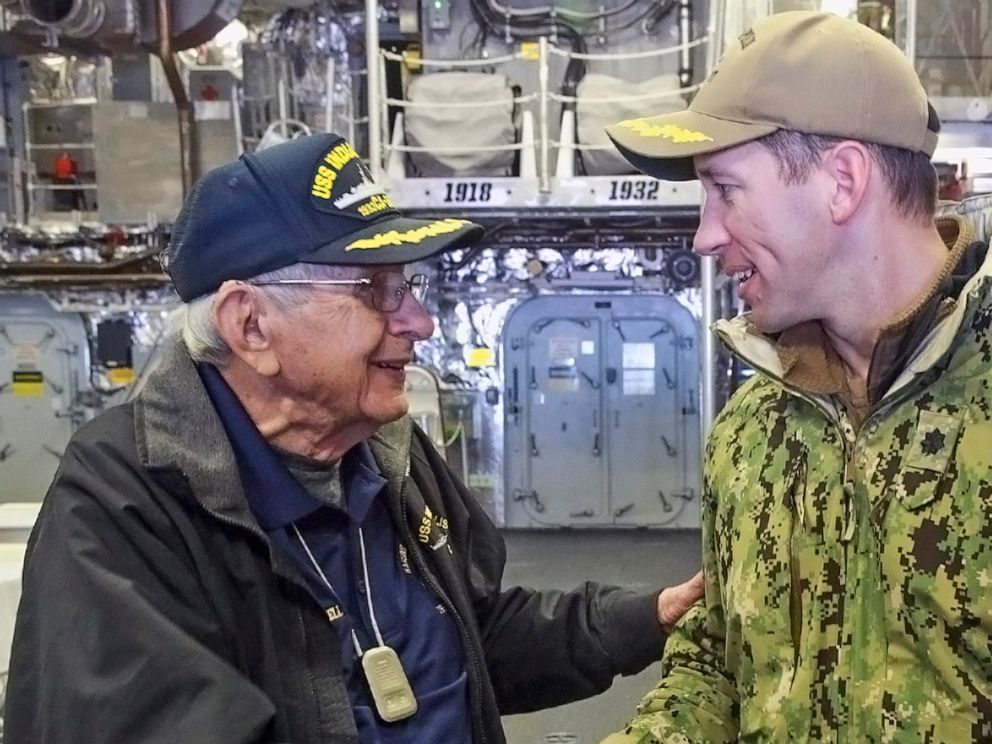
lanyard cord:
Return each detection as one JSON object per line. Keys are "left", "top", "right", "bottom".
{"left": 291, "top": 523, "right": 386, "bottom": 656}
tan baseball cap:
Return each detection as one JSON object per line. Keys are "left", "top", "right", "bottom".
{"left": 605, "top": 11, "right": 940, "bottom": 181}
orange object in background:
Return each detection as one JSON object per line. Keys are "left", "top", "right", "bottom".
{"left": 53, "top": 151, "right": 79, "bottom": 181}
{"left": 52, "top": 151, "right": 85, "bottom": 211}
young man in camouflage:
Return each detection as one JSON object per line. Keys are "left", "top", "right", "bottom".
{"left": 601, "top": 11, "right": 992, "bottom": 743}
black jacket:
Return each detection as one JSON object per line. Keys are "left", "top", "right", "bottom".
{"left": 4, "top": 339, "right": 665, "bottom": 744}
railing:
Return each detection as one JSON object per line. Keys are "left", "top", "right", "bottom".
{"left": 365, "top": 6, "right": 722, "bottom": 437}
{"left": 241, "top": 46, "right": 368, "bottom": 153}
{"left": 377, "top": 47, "right": 540, "bottom": 183}
{"left": 370, "top": 30, "right": 715, "bottom": 192}
{"left": 542, "top": 36, "right": 709, "bottom": 188}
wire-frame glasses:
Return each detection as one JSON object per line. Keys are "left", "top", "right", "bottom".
{"left": 248, "top": 272, "right": 429, "bottom": 313}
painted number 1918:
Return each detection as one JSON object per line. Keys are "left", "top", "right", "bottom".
{"left": 444, "top": 181, "right": 493, "bottom": 203}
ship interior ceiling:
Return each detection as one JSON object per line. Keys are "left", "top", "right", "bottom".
{"left": 0, "top": 0, "right": 990, "bottom": 740}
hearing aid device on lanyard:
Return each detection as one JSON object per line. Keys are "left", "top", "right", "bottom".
{"left": 293, "top": 523, "right": 419, "bottom": 722}
{"left": 362, "top": 645, "right": 419, "bottom": 721}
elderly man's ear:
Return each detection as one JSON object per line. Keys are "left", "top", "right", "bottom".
{"left": 213, "top": 281, "right": 282, "bottom": 377}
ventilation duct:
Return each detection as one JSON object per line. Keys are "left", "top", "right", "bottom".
{"left": 241, "top": 0, "right": 316, "bottom": 11}
{"left": 1, "top": 0, "right": 243, "bottom": 53}
{"left": 20, "top": 0, "right": 126, "bottom": 42}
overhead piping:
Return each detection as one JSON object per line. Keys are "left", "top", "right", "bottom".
{"left": 155, "top": 0, "right": 196, "bottom": 197}
{"left": 365, "top": 0, "right": 381, "bottom": 180}
{"left": 678, "top": 0, "right": 691, "bottom": 87}
{"left": 20, "top": 0, "right": 106, "bottom": 36}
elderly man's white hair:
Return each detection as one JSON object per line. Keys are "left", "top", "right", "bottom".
{"left": 177, "top": 262, "right": 349, "bottom": 366}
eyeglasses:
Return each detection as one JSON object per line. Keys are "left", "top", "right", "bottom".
{"left": 248, "top": 271, "right": 429, "bottom": 313}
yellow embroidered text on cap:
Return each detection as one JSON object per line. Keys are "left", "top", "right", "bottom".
{"left": 311, "top": 141, "right": 361, "bottom": 200}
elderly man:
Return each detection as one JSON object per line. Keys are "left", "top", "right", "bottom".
{"left": 4, "top": 133, "right": 701, "bottom": 744}
{"left": 602, "top": 11, "right": 992, "bottom": 744}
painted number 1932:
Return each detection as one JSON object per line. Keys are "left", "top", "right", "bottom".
{"left": 608, "top": 179, "right": 660, "bottom": 201}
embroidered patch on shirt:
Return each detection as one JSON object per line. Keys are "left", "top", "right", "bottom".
{"left": 397, "top": 543, "right": 412, "bottom": 574}
{"left": 905, "top": 409, "right": 962, "bottom": 473}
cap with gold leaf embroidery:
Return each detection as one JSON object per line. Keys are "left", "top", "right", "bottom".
{"left": 605, "top": 11, "right": 940, "bottom": 181}
{"left": 164, "top": 133, "right": 483, "bottom": 301}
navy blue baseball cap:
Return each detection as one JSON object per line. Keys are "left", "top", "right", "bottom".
{"left": 164, "top": 133, "right": 484, "bottom": 301}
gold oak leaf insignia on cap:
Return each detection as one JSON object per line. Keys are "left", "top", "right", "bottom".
{"left": 617, "top": 119, "right": 714, "bottom": 144}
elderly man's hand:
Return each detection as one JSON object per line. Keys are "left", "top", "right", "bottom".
{"left": 657, "top": 570, "right": 704, "bottom": 634}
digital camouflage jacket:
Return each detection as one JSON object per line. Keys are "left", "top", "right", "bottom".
{"left": 605, "top": 215, "right": 992, "bottom": 743}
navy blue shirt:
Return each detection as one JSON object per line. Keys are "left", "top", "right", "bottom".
{"left": 199, "top": 364, "right": 472, "bottom": 743}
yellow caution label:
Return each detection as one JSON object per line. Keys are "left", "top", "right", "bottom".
{"left": 107, "top": 367, "right": 136, "bottom": 386}
{"left": 403, "top": 46, "right": 422, "bottom": 72}
{"left": 519, "top": 42, "right": 540, "bottom": 61}
{"left": 467, "top": 347, "right": 496, "bottom": 368}
{"left": 345, "top": 218, "right": 469, "bottom": 251}
{"left": 12, "top": 370, "right": 44, "bottom": 397}
{"left": 618, "top": 119, "right": 713, "bottom": 144}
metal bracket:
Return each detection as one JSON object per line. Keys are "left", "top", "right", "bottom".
{"left": 658, "top": 490, "right": 673, "bottom": 513}
{"left": 512, "top": 488, "right": 546, "bottom": 513}
{"left": 613, "top": 502, "right": 634, "bottom": 518}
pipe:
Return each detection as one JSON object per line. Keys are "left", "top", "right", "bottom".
{"left": 0, "top": 274, "right": 169, "bottom": 286}
{"left": 155, "top": 0, "right": 195, "bottom": 197}
{"left": 903, "top": 0, "right": 917, "bottom": 66}
{"left": 364, "top": 0, "right": 382, "bottom": 179}
{"left": 277, "top": 63, "right": 288, "bottom": 138}
{"left": 700, "top": 253, "right": 716, "bottom": 441}
{"left": 377, "top": 50, "right": 387, "bottom": 176}
{"left": 20, "top": 0, "right": 104, "bottom": 37}
{"left": 707, "top": 0, "right": 724, "bottom": 69}
{"left": 538, "top": 35, "right": 550, "bottom": 192}
{"left": 232, "top": 84, "right": 245, "bottom": 156}
{"left": 678, "top": 0, "right": 691, "bottom": 87}
{"left": 696, "top": 0, "right": 722, "bottom": 442}
{"left": 324, "top": 56, "right": 335, "bottom": 133}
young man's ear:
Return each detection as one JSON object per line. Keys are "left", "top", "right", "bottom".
{"left": 212, "top": 281, "right": 281, "bottom": 377}
{"left": 823, "top": 140, "right": 872, "bottom": 225}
